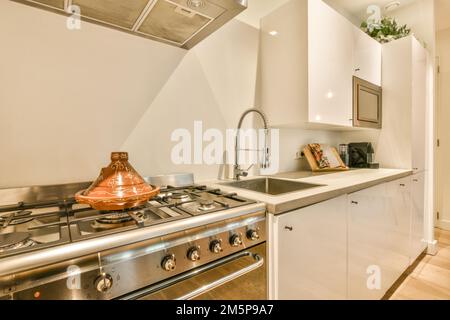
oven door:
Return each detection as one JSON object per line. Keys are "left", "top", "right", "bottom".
{"left": 119, "top": 243, "right": 267, "bottom": 300}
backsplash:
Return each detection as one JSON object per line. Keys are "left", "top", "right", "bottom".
{"left": 0, "top": 0, "right": 343, "bottom": 188}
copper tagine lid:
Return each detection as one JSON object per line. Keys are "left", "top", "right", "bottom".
{"left": 75, "top": 152, "right": 160, "bottom": 211}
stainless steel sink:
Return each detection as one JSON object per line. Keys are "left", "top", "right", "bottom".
{"left": 221, "top": 178, "right": 324, "bottom": 196}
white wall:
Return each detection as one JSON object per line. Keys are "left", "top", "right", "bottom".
{"left": 0, "top": 0, "right": 340, "bottom": 188}
{"left": 277, "top": 128, "right": 343, "bottom": 173}
{"left": 0, "top": 0, "right": 258, "bottom": 187}
{"left": 324, "top": 0, "right": 436, "bottom": 54}
{"left": 121, "top": 19, "right": 261, "bottom": 181}
{"left": 0, "top": 0, "right": 186, "bottom": 188}
{"left": 322, "top": 0, "right": 362, "bottom": 26}
{"left": 235, "top": 0, "right": 291, "bottom": 29}
{"left": 390, "top": 0, "right": 435, "bottom": 53}
{"left": 435, "top": 0, "right": 450, "bottom": 32}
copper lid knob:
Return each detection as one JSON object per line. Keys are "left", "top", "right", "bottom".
{"left": 111, "top": 152, "right": 129, "bottom": 161}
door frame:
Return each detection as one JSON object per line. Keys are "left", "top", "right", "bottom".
{"left": 436, "top": 53, "right": 450, "bottom": 230}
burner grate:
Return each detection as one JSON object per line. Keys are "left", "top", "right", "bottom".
{"left": 0, "top": 232, "right": 38, "bottom": 253}
{"left": 0, "top": 184, "right": 257, "bottom": 251}
{"left": 0, "top": 201, "right": 71, "bottom": 258}
{"left": 67, "top": 201, "right": 192, "bottom": 241}
{"left": 0, "top": 210, "right": 34, "bottom": 228}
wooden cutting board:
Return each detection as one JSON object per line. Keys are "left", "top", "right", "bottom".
{"left": 303, "top": 145, "right": 349, "bottom": 172}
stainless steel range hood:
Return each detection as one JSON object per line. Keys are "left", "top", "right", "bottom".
{"left": 13, "top": 0, "right": 248, "bottom": 49}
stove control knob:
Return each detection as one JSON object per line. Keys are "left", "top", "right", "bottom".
{"left": 187, "top": 247, "right": 201, "bottom": 262}
{"left": 209, "top": 239, "right": 223, "bottom": 254}
{"left": 247, "top": 229, "right": 260, "bottom": 241}
{"left": 230, "top": 234, "right": 243, "bottom": 247}
{"left": 94, "top": 273, "right": 113, "bottom": 293}
{"left": 161, "top": 254, "right": 176, "bottom": 272}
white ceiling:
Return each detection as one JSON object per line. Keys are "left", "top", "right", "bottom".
{"left": 436, "top": 0, "right": 450, "bottom": 32}
{"left": 236, "top": 0, "right": 444, "bottom": 34}
{"left": 234, "top": 0, "right": 291, "bottom": 29}
{"left": 235, "top": 0, "right": 421, "bottom": 29}
{"left": 325, "top": 0, "right": 418, "bottom": 23}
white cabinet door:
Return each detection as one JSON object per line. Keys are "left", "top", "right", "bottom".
{"left": 348, "top": 179, "right": 411, "bottom": 300}
{"left": 411, "top": 172, "right": 427, "bottom": 262}
{"left": 348, "top": 183, "right": 389, "bottom": 300}
{"left": 353, "top": 26, "right": 382, "bottom": 86}
{"left": 385, "top": 177, "right": 412, "bottom": 275}
{"left": 348, "top": 178, "right": 411, "bottom": 300}
{"left": 260, "top": 0, "right": 309, "bottom": 128}
{"left": 276, "top": 196, "right": 347, "bottom": 300}
{"left": 308, "top": 0, "right": 354, "bottom": 127}
{"left": 411, "top": 39, "right": 427, "bottom": 173}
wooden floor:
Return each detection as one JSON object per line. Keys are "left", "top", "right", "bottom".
{"left": 390, "top": 228, "right": 450, "bottom": 300}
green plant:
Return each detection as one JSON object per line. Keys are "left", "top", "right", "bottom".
{"left": 361, "top": 17, "right": 411, "bottom": 43}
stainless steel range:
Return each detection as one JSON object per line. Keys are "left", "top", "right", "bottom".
{"left": 0, "top": 177, "right": 267, "bottom": 300}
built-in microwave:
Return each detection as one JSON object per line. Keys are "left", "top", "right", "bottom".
{"left": 353, "top": 76, "right": 383, "bottom": 129}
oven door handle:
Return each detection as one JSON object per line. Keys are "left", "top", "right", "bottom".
{"left": 176, "top": 253, "right": 263, "bottom": 300}
{"left": 118, "top": 250, "right": 264, "bottom": 300}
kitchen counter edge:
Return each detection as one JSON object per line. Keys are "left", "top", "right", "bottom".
{"left": 269, "top": 170, "right": 413, "bottom": 215}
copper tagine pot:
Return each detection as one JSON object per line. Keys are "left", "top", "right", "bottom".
{"left": 75, "top": 152, "right": 160, "bottom": 211}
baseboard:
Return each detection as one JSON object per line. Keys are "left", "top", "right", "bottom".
{"left": 436, "top": 219, "right": 450, "bottom": 231}
{"left": 426, "top": 239, "right": 438, "bottom": 256}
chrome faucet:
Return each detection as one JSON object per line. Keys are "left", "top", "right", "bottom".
{"left": 234, "top": 108, "right": 270, "bottom": 180}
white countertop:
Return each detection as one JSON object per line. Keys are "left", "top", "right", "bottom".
{"left": 204, "top": 168, "right": 413, "bottom": 215}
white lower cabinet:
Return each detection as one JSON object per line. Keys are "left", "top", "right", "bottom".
{"left": 272, "top": 175, "right": 425, "bottom": 300}
{"left": 385, "top": 177, "right": 413, "bottom": 275}
{"left": 348, "top": 183, "right": 391, "bottom": 300}
{"left": 411, "top": 172, "right": 427, "bottom": 263}
{"left": 348, "top": 178, "right": 411, "bottom": 299}
{"left": 275, "top": 196, "right": 347, "bottom": 300}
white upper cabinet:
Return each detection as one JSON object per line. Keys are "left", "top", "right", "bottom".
{"left": 260, "top": 0, "right": 309, "bottom": 128}
{"left": 375, "top": 36, "right": 428, "bottom": 172}
{"left": 261, "top": 0, "right": 382, "bottom": 128}
{"left": 308, "top": 0, "right": 354, "bottom": 127}
{"left": 353, "top": 26, "right": 382, "bottom": 86}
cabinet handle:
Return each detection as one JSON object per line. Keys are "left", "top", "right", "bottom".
{"left": 413, "top": 179, "right": 419, "bottom": 182}
{"left": 355, "top": 68, "right": 361, "bottom": 72}
{"left": 284, "top": 226, "right": 293, "bottom": 231}
{"left": 413, "top": 168, "right": 419, "bottom": 171}
{"left": 400, "top": 184, "right": 406, "bottom": 187}
{"left": 351, "top": 201, "right": 359, "bottom": 205}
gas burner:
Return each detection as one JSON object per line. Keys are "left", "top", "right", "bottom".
{"left": 170, "top": 192, "right": 191, "bottom": 201}
{"left": 156, "top": 192, "right": 191, "bottom": 203}
{"left": 0, "top": 232, "right": 37, "bottom": 253}
{"left": 91, "top": 211, "right": 149, "bottom": 230}
{"left": 96, "top": 212, "right": 135, "bottom": 224}
{"left": 0, "top": 210, "right": 34, "bottom": 226}
{"left": 198, "top": 200, "right": 216, "bottom": 212}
